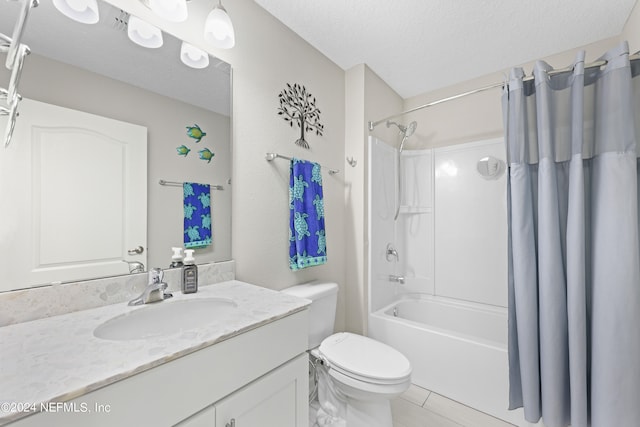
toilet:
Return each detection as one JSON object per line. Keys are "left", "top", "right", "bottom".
{"left": 282, "top": 281, "right": 411, "bottom": 427}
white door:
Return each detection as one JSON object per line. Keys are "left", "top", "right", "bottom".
{"left": 0, "top": 98, "right": 147, "bottom": 289}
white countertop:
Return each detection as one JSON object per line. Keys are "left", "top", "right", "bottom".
{"left": 0, "top": 280, "right": 309, "bottom": 425}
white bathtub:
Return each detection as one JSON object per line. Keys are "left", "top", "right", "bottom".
{"left": 369, "top": 295, "right": 529, "bottom": 426}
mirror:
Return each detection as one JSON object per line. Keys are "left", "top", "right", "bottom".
{"left": 0, "top": 0, "right": 232, "bottom": 292}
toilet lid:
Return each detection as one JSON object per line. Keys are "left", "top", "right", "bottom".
{"left": 319, "top": 332, "right": 411, "bottom": 383}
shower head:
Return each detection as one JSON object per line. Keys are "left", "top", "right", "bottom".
{"left": 386, "top": 120, "right": 418, "bottom": 138}
{"left": 405, "top": 121, "right": 417, "bottom": 138}
{"left": 387, "top": 120, "right": 418, "bottom": 153}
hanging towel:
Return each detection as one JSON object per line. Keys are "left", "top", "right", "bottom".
{"left": 289, "top": 158, "right": 327, "bottom": 270}
{"left": 183, "top": 182, "right": 212, "bottom": 249}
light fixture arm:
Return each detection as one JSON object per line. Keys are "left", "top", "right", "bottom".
{"left": 1, "top": 0, "right": 38, "bottom": 148}
{"left": 5, "top": 0, "right": 38, "bottom": 70}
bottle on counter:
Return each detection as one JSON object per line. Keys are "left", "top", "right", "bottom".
{"left": 170, "top": 247, "right": 184, "bottom": 268}
{"left": 181, "top": 249, "right": 198, "bottom": 294}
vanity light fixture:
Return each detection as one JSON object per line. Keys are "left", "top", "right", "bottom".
{"left": 52, "top": 0, "right": 99, "bottom": 24}
{"left": 145, "top": 0, "right": 188, "bottom": 23}
{"left": 203, "top": 0, "right": 235, "bottom": 49}
{"left": 127, "top": 15, "right": 163, "bottom": 48}
{"left": 180, "top": 41, "right": 210, "bottom": 69}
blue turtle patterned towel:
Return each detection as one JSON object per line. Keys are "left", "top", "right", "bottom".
{"left": 183, "top": 182, "right": 212, "bottom": 249}
{"left": 289, "top": 158, "right": 327, "bottom": 270}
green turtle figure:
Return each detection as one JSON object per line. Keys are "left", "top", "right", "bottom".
{"left": 186, "top": 124, "right": 206, "bottom": 142}
{"left": 311, "top": 163, "right": 322, "bottom": 185}
{"left": 316, "top": 230, "right": 326, "bottom": 255}
{"left": 185, "top": 226, "right": 201, "bottom": 241}
{"left": 198, "top": 148, "right": 214, "bottom": 163}
{"left": 292, "top": 175, "right": 309, "bottom": 202}
{"left": 313, "top": 194, "right": 324, "bottom": 220}
{"left": 294, "top": 212, "right": 310, "bottom": 240}
{"left": 184, "top": 203, "right": 197, "bottom": 220}
{"left": 176, "top": 145, "right": 191, "bottom": 156}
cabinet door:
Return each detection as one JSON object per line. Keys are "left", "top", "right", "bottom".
{"left": 174, "top": 405, "right": 215, "bottom": 427}
{"left": 215, "top": 354, "right": 308, "bottom": 427}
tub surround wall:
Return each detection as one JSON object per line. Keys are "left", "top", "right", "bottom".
{"left": 433, "top": 140, "right": 507, "bottom": 306}
{"left": 0, "top": 261, "right": 235, "bottom": 327}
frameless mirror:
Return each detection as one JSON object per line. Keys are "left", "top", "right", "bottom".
{"left": 0, "top": 0, "right": 232, "bottom": 292}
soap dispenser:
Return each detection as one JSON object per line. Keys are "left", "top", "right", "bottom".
{"left": 170, "top": 247, "right": 184, "bottom": 268}
{"left": 181, "top": 249, "right": 198, "bottom": 294}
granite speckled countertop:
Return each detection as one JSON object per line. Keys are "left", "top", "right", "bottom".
{"left": 0, "top": 280, "right": 309, "bottom": 425}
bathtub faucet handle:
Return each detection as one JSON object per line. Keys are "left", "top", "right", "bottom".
{"left": 386, "top": 243, "right": 399, "bottom": 262}
{"left": 389, "top": 275, "right": 405, "bottom": 284}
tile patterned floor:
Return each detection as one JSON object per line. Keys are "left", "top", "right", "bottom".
{"left": 391, "top": 384, "right": 516, "bottom": 427}
{"left": 308, "top": 384, "right": 516, "bottom": 427}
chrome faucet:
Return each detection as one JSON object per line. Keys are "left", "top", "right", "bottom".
{"left": 128, "top": 268, "right": 173, "bottom": 306}
{"left": 123, "top": 260, "right": 145, "bottom": 274}
{"left": 389, "top": 275, "right": 405, "bottom": 285}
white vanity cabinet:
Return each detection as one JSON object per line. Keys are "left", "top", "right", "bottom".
{"left": 8, "top": 309, "right": 309, "bottom": 427}
{"left": 176, "top": 353, "right": 307, "bottom": 427}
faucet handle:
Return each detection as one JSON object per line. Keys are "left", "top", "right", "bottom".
{"left": 149, "top": 268, "right": 164, "bottom": 285}
{"left": 386, "top": 243, "right": 399, "bottom": 262}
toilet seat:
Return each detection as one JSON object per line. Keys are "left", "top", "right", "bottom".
{"left": 319, "top": 332, "right": 412, "bottom": 386}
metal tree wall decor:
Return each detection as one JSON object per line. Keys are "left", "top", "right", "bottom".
{"left": 277, "top": 83, "right": 324, "bottom": 149}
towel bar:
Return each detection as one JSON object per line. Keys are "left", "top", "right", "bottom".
{"left": 159, "top": 179, "right": 224, "bottom": 190}
{"left": 265, "top": 152, "right": 339, "bottom": 175}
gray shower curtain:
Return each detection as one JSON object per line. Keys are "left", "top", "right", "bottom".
{"left": 503, "top": 41, "right": 640, "bottom": 427}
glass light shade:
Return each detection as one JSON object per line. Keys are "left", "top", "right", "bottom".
{"left": 127, "top": 16, "right": 163, "bottom": 49}
{"left": 203, "top": 6, "right": 235, "bottom": 49}
{"left": 180, "top": 42, "right": 210, "bottom": 69}
{"left": 52, "top": 0, "right": 99, "bottom": 24}
{"left": 147, "top": 0, "right": 188, "bottom": 23}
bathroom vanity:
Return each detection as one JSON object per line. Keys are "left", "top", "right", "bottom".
{"left": 0, "top": 281, "right": 310, "bottom": 426}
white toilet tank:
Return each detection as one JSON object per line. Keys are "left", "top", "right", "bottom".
{"left": 281, "top": 281, "right": 338, "bottom": 349}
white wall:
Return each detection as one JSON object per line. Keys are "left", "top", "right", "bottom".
{"left": 103, "top": 0, "right": 348, "bottom": 330}
{"left": 345, "top": 65, "right": 403, "bottom": 334}
{"left": 623, "top": 0, "right": 640, "bottom": 52}
{"left": 402, "top": 36, "right": 623, "bottom": 150}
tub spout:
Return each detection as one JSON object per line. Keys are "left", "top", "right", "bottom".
{"left": 389, "top": 275, "right": 405, "bottom": 284}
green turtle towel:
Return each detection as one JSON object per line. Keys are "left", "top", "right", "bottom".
{"left": 289, "top": 158, "right": 327, "bottom": 270}
{"left": 183, "top": 182, "right": 212, "bottom": 249}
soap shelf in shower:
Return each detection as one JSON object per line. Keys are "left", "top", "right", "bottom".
{"left": 398, "top": 206, "right": 432, "bottom": 214}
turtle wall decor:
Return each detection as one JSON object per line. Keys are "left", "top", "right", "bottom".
{"left": 277, "top": 83, "right": 324, "bottom": 149}
{"left": 175, "top": 124, "right": 214, "bottom": 164}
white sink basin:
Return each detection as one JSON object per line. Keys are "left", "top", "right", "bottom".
{"left": 94, "top": 297, "right": 239, "bottom": 341}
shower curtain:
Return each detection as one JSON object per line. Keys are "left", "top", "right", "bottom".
{"left": 503, "top": 42, "right": 640, "bottom": 427}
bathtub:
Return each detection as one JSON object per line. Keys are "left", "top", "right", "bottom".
{"left": 369, "top": 295, "right": 528, "bottom": 426}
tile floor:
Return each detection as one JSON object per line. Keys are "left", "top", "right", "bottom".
{"left": 391, "top": 384, "right": 516, "bottom": 427}
{"left": 309, "top": 384, "right": 516, "bottom": 427}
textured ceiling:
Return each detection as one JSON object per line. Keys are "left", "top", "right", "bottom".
{"left": 254, "top": 0, "right": 638, "bottom": 98}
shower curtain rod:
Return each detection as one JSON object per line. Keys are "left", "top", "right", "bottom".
{"left": 368, "top": 52, "right": 640, "bottom": 131}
